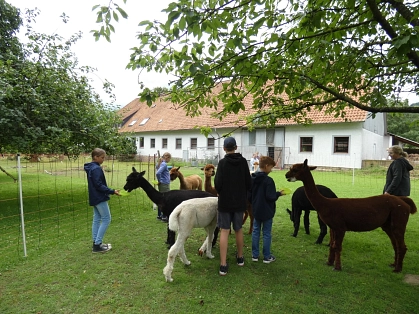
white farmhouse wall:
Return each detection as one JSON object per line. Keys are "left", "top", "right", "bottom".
{"left": 361, "top": 129, "right": 389, "bottom": 160}
{"left": 132, "top": 128, "right": 236, "bottom": 160}
{"left": 284, "top": 123, "right": 364, "bottom": 168}
{"left": 362, "top": 112, "right": 386, "bottom": 135}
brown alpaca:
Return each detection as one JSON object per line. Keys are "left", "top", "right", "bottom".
{"left": 285, "top": 159, "right": 417, "bottom": 272}
{"left": 201, "top": 164, "right": 217, "bottom": 196}
{"left": 170, "top": 166, "right": 202, "bottom": 190}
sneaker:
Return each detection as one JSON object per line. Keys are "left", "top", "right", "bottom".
{"left": 219, "top": 264, "right": 229, "bottom": 276}
{"left": 252, "top": 256, "right": 259, "bottom": 262}
{"left": 236, "top": 255, "right": 244, "bottom": 266}
{"left": 92, "top": 243, "right": 112, "bottom": 253}
{"left": 263, "top": 255, "right": 276, "bottom": 264}
{"left": 156, "top": 216, "right": 162, "bottom": 220}
{"left": 161, "top": 217, "right": 168, "bottom": 223}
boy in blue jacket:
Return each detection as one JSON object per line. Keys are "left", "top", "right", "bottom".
{"left": 250, "top": 156, "right": 283, "bottom": 263}
{"left": 84, "top": 148, "right": 120, "bottom": 253}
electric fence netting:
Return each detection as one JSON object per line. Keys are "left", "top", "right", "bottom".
{"left": 0, "top": 153, "right": 157, "bottom": 271}
{"left": 0, "top": 153, "right": 418, "bottom": 272}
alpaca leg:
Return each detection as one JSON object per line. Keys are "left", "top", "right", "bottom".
{"left": 383, "top": 223, "right": 408, "bottom": 272}
{"left": 327, "top": 229, "right": 336, "bottom": 266}
{"left": 167, "top": 228, "right": 176, "bottom": 249}
{"left": 315, "top": 214, "right": 327, "bottom": 245}
{"left": 212, "top": 227, "right": 219, "bottom": 248}
{"left": 163, "top": 241, "right": 181, "bottom": 282}
{"left": 178, "top": 244, "right": 191, "bottom": 266}
{"left": 205, "top": 224, "right": 215, "bottom": 259}
{"left": 292, "top": 210, "right": 302, "bottom": 237}
{"left": 381, "top": 223, "right": 397, "bottom": 268}
{"left": 303, "top": 210, "right": 310, "bottom": 235}
{"left": 331, "top": 230, "right": 345, "bottom": 271}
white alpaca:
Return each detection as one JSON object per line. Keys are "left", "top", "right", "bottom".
{"left": 163, "top": 197, "right": 218, "bottom": 282}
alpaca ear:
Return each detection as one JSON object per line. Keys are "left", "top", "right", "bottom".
{"left": 140, "top": 171, "right": 146, "bottom": 176}
{"left": 310, "top": 166, "right": 317, "bottom": 171}
{"left": 132, "top": 167, "right": 137, "bottom": 172}
{"left": 178, "top": 166, "right": 181, "bottom": 171}
{"left": 303, "top": 159, "right": 308, "bottom": 167}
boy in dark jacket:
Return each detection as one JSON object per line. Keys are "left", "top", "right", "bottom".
{"left": 250, "top": 156, "right": 283, "bottom": 263}
{"left": 84, "top": 148, "right": 120, "bottom": 253}
{"left": 214, "top": 137, "right": 251, "bottom": 276}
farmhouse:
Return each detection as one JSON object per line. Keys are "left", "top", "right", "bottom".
{"left": 117, "top": 90, "right": 394, "bottom": 169}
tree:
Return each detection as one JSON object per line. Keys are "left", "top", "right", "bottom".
{"left": 0, "top": 1, "right": 136, "bottom": 156}
{"left": 93, "top": 0, "right": 419, "bottom": 130}
{"left": 387, "top": 99, "right": 419, "bottom": 146}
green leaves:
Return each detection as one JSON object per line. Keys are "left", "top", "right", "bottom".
{"left": 112, "top": 0, "right": 419, "bottom": 127}
{"left": 0, "top": 2, "right": 135, "bottom": 155}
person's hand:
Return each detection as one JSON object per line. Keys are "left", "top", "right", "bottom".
{"left": 279, "top": 190, "right": 284, "bottom": 196}
{"left": 114, "top": 189, "right": 121, "bottom": 196}
{"left": 384, "top": 192, "right": 390, "bottom": 195}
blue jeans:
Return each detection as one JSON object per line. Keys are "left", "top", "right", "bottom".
{"left": 92, "top": 201, "right": 112, "bottom": 245}
{"left": 252, "top": 218, "right": 273, "bottom": 259}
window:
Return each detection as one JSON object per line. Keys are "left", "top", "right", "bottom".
{"left": 139, "top": 137, "right": 144, "bottom": 148}
{"left": 249, "top": 131, "right": 256, "bottom": 145}
{"left": 334, "top": 137, "right": 349, "bottom": 153}
{"left": 190, "top": 138, "right": 197, "bottom": 149}
{"left": 150, "top": 138, "right": 155, "bottom": 148}
{"left": 176, "top": 138, "right": 182, "bottom": 149}
{"left": 139, "top": 117, "right": 150, "bottom": 126}
{"left": 128, "top": 120, "right": 137, "bottom": 126}
{"left": 162, "top": 138, "right": 168, "bottom": 149}
{"left": 207, "top": 138, "right": 215, "bottom": 150}
{"left": 300, "top": 137, "right": 313, "bottom": 152}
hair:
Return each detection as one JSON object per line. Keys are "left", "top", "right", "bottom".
{"left": 388, "top": 145, "right": 408, "bottom": 157}
{"left": 162, "top": 152, "right": 172, "bottom": 159}
{"left": 259, "top": 156, "right": 275, "bottom": 169}
{"left": 92, "top": 148, "right": 106, "bottom": 158}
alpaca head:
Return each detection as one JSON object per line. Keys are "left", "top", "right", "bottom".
{"left": 124, "top": 167, "right": 147, "bottom": 192}
{"left": 201, "top": 164, "right": 215, "bottom": 178}
{"left": 285, "top": 159, "right": 317, "bottom": 182}
{"left": 169, "top": 167, "right": 181, "bottom": 181}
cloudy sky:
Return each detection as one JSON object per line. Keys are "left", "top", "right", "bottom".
{"left": 10, "top": 0, "right": 174, "bottom": 108}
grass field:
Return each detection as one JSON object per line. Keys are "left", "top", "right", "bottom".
{"left": 1, "top": 157, "right": 419, "bottom": 313}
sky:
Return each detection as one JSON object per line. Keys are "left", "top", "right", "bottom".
{"left": 10, "top": 0, "right": 174, "bottom": 108}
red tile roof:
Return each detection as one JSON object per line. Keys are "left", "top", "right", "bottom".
{"left": 117, "top": 91, "right": 368, "bottom": 133}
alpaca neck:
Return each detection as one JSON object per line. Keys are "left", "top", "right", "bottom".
{"left": 140, "top": 178, "right": 164, "bottom": 203}
{"left": 177, "top": 172, "right": 186, "bottom": 186}
{"left": 204, "top": 176, "right": 212, "bottom": 190}
{"left": 300, "top": 170, "right": 327, "bottom": 209}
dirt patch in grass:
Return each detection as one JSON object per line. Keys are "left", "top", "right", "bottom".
{"left": 404, "top": 274, "right": 419, "bottom": 285}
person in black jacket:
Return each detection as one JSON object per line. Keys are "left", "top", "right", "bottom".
{"left": 84, "top": 148, "right": 120, "bottom": 253}
{"left": 214, "top": 137, "right": 251, "bottom": 276}
{"left": 250, "top": 156, "right": 284, "bottom": 263}
{"left": 383, "top": 145, "right": 413, "bottom": 196}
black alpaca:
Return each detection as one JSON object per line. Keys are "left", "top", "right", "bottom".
{"left": 124, "top": 168, "right": 215, "bottom": 248}
{"left": 286, "top": 185, "right": 337, "bottom": 244}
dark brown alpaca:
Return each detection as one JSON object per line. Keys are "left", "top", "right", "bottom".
{"left": 285, "top": 159, "right": 417, "bottom": 272}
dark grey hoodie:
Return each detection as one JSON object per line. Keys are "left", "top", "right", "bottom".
{"left": 383, "top": 157, "right": 413, "bottom": 196}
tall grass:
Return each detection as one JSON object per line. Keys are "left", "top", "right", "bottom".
{"left": 1, "top": 158, "right": 419, "bottom": 313}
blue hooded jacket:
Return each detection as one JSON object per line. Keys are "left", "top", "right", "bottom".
{"left": 250, "top": 171, "right": 281, "bottom": 221}
{"left": 84, "top": 161, "right": 115, "bottom": 206}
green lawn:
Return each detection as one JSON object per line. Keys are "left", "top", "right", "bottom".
{"left": 1, "top": 158, "right": 419, "bottom": 313}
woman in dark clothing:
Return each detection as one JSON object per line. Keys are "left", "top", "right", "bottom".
{"left": 383, "top": 145, "right": 413, "bottom": 196}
